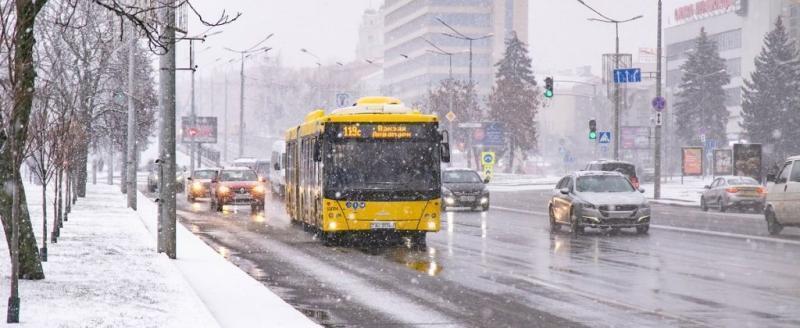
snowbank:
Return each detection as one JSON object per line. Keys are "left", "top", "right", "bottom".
{"left": 135, "top": 190, "right": 319, "bottom": 327}
{"left": 0, "top": 182, "right": 218, "bottom": 327}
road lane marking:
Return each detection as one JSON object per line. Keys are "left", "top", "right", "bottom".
{"left": 491, "top": 206, "right": 800, "bottom": 246}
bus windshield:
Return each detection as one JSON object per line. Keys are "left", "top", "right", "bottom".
{"left": 325, "top": 140, "right": 440, "bottom": 195}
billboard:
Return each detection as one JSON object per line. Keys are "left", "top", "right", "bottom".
{"left": 713, "top": 149, "right": 733, "bottom": 176}
{"left": 181, "top": 116, "right": 218, "bottom": 144}
{"left": 471, "top": 122, "right": 506, "bottom": 147}
{"left": 682, "top": 147, "right": 703, "bottom": 176}
{"left": 733, "top": 143, "right": 762, "bottom": 180}
{"left": 621, "top": 126, "right": 651, "bottom": 150}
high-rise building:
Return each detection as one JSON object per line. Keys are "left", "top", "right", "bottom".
{"left": 356, "top": 8, "right": 384, "bottom": 62}
{"left": 381, "top": 0, "right": 529, "bottom": 106}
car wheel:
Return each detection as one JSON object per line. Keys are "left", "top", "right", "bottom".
{"left": 636, "top": 225, "right": 650, "bottom": 234}
{"left": 700, "top": 197, "right": 708, "bottom": 212}
{"left": 766, "top": 209, "right": 783, "bottom": 235}
{"left": 481, "top": 204, "right": 489, "bottom": 212}
{"left": 570, "top": 209, "right": 583, "bottom": 235}
{"left": 187, "top": 195, "right": 195, "bottom": 203}
{"left": 215, "top": 199, "right": 224, "bottom": 212}
{"left": 149, "top": 184, "right": 156, "bottom": 193}
{"left": 718, "top": 198, "right": 726, "bottom": 212}
{"left": 549, "top": 206, "right": 560, "bottom": 232}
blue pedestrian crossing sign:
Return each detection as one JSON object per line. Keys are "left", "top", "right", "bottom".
{"left": 598, "top": 131, "right": 611, "bottom": 144}
{"left": 481, "top": 152, "right": 496, "bottom": 165}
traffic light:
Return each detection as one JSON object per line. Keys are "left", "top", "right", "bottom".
{"left": 589, "top": 119, "right": 597, "bottom": 140}
{"left": 544, "top": 77, "right": 554, "bottom": 98}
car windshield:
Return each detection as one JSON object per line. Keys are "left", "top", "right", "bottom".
{"left": 193, "top": 170, "right": 216, "bottom": 179}
{"left": 576, "top": 175, "right": 635, "bottom": 193}
{"left": 220, "top": 170, "right": 257, "bottom": 181}
{"left": 601, "top": 163, "right": 636, "bottom": 178}
{"left": 443, "top": 171, "right": 482, "bottom": 183}
{"left": 727, "top": 177, "right": 758, "bottom": 185}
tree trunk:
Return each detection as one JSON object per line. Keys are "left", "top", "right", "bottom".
{"left": 51, "top": 170, "right": 58, "bottom": 244}
{"left": 507, "top": 139, "right": 516, "bottom": 174}
{"left": 41, "top": 182, "right": 47, "bottom": 262}
{"left": 107, "top": 148, "right": 113, "bottom": 185}
{"left": 75, "top": 139, "right": 89, "bottom": 197}
{"left": 120, "top": 145, "right": 127, "bottom": 194}
{"left": 0, "top": 176, "right": 44, "bottom": 280}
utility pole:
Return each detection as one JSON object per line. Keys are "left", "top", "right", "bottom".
{"left": 126, "top": 22, "right": 137, "bottom": 210}
{"left": 189, "top": 39, "right": 197, "bottom": 177}
{"left": 654, "top": 0, "right": 663, "bottom": 199}
{"left": 238, "top": 54, "right": 245, "bottom": 158}
{"left": 578, "top": 0, "right": 643, "bottom": 160}
{"left": 158, "top": 4, "right": 177, "bottom": 259}
{"left": 224, "top": 70, "right": 229, "bottom": 162}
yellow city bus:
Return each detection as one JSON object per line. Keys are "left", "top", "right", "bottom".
{"left": 285, "top": 96, "right": 450, "bottom": 246}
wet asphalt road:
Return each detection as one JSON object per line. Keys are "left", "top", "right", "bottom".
{"left": 150, "top": 187, "right": 800, "bottom": 328}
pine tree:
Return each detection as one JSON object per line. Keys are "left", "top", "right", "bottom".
{"left": 488, "top": 32, "right": 540, "bottom": 173}
{"left": 674, "top": 28, "right": 731, "bottom": 147}
{"left": 741, "top": 17, "right": 800, "bottom": 164}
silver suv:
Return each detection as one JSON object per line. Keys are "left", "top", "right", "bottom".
{"left": 765, "top": 155, "right": 800, "bottom": 235}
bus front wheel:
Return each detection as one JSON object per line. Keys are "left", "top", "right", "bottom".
{"left": 409, "top": 232, "right": 426, "bottom": 248}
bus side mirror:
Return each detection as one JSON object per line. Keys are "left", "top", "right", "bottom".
{"left": 440, "top": 130, "right": 451, "bottom": 163}
{"left": 313, "top": 140, "right": 322, "bottom": 162}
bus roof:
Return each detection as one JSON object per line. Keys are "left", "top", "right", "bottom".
{"left": 286, "top": 96, "right": 438, "bottom": 139}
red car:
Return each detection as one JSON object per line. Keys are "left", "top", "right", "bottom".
{"left": 209, "top": 167, "right": 266, "bottom": 212}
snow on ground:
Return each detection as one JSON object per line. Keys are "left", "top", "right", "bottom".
{"left": 0, "top": 181, "right": 219, "bottom": 327}
{"left": 641, "top": 176, "right": 714, "bottom": 207}
{"left": 487, "top": 174, "right": 561, "bottom": 192}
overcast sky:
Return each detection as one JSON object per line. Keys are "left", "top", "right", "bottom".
{"left": 183, "top": 1, "right": 692, "bottom": 75}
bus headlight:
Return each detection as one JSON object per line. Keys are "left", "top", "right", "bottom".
{"left": 191, "top": 182, "right": 203, "bottom": 191}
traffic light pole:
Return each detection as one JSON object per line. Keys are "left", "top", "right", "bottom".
{"left": 654, "top": 0, "right": 663, "bottom": 199}
{"left": 613, "top": 22, "right": 620, "bottom": 160}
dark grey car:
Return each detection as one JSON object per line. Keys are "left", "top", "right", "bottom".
{"left": 442, "top": 168, "right": 490, "bottom": 211}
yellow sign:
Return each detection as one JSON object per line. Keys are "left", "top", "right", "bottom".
{"left": 343, "top": 124, "right": 413, "bottom": 139}
{"left": 445, "top": 111, "right": 456, "bottom": 122}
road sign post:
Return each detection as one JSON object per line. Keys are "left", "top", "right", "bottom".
{"left": 481, "top": 151, "right": 495, "bottom": 181}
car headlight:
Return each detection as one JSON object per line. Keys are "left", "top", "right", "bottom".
{"left": 582, "top": 203, "right": 596, "bottom": 209}
{"left": 253, "top": 185, "right": 265, "bottom": 194}
{"left": 442, "top": 187, "right": 453, "bottom": 196}
{"left": 640, "top": 202, "right": 650, "bottom": 209}
{"left": 218, "top": 186, "right": 230, "bottom": 194}
{"left": 191, "top": 182, "right": 203, "bottom": 191}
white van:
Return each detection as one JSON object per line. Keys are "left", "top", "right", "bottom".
{"left": 270, "top": 140, "right": 286, "bottom": 196}
{"left": 765, "top": 155, "right": 800, "bottom": 235}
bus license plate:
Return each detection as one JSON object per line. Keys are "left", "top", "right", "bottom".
{"left": 371, "top": 222, "right": 395, "bottom": 230}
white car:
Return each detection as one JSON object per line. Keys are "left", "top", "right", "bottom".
{"left": 765, "top": 155, "right": 800, "bottom": 235}
{"left": 549, "top": 171, "right": 651, "bottom": 235}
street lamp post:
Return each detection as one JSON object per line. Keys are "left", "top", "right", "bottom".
{"left": 578, "top": 0, "right": 643, "bottom": 160}
{"left": 435, "top": 17, "right": 492, "bottom": 84}
{"left": 225, "top": 33, "right": 274, "bottom": 158}
{"left": 655, "top": 0, "right": 663, "bottom": 199}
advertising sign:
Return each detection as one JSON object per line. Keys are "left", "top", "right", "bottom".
{"left": 713, "top": 149, "right": 733, "bottom": 176}
{"left": 470, "top": 122, "right": 506, "bottom": 147}
{"left": 181, "top": 116, "right": 218, "bottom": 144}
{"left": 682, "top": 147, "right": 703, "bottom": 176}
{"left": 733, "top": 143, "right": 762, "bottom": 180}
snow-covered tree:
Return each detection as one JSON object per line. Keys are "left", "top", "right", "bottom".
{"left": 741, "top": 17, "right": 800, "bottom": 164}
{"left": 488, "top": 32, "right": 540, "bottom": 173}
{"left": 674, "top": 27, "right": 731, "bottom": 146}
{"left": 426, "top": 78, "right": 481, "bottom": 146}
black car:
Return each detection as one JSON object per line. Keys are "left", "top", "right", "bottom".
{"left": 584, "top": 160, "right": 640, "bottom": 189}
{"left": 442, "top": 168, "right": 490, "bottom": 211}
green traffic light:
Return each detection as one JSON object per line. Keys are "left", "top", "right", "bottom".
{"left": 544, "top": 90, "right": 553, "bottom": 98}
{"left": 589, "top": 131, "right": 597, "bottom": 140}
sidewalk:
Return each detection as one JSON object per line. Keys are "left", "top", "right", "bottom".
{"left": 0, "top": 181, "right": 317, "bottom": 327}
